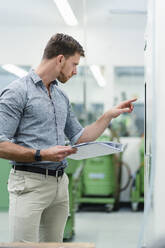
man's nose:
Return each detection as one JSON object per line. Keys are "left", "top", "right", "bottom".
{"left": 72, "top": 68, "right": 77, "bottom": 75}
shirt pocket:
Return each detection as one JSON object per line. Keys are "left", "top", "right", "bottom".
{"left": 31, "top": 101, "right": 53, "bottom": 118}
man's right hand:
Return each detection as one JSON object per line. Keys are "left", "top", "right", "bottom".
{"left": 41, "top": 145, "right": 77, "bottom": 162}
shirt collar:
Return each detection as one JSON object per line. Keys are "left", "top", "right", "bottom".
{"left": 29, "top": 69, "right": 58, "bottom": 86}
{"left": 53, "top": 80, "right": 58, "bottom": 86}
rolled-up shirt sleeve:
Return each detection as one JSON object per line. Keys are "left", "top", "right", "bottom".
{"left": 0, "top": 87, "right": 25, "bottom": 143}
{"left": 64, "top": 103, "right": 84, "bottom": 145}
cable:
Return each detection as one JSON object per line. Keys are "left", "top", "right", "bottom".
{"left": 119, "top": 161, "right": 132, "bottom": 192}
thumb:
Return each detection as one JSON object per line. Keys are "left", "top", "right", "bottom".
{"left": 121, "top": 108, "right": 131, "bottom": 113}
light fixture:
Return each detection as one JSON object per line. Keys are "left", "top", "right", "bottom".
{"left": 109, "top": 9, "right": 147, "bottom": 15}
{"left": 90, "top": 65, "right": 106, "bottom": 88}
{"left": 54, "top": 0, "right": 78, "bottom": 26}
{"left": 2, "top": 64, "right": 28, "bottom": 78}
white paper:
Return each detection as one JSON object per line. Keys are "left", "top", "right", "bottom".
{"left": 67, "top": 141, "right": 124, "bottom": 160}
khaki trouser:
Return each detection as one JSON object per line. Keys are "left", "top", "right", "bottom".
{"left": 8, "top": 168, "right": 69, "bottom": 242}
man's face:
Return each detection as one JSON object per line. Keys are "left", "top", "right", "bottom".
{"left": 57, "top": 52, "right": 80, "bottom": 83}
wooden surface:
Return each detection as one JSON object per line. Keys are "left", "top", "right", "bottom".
{"left": 0, "top": 243, "right": 95, "bottom": 248}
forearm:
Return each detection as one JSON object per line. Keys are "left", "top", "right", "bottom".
{"left": 0, "top": 141, "right": 77, "bottom": 163}
{"left": 0, "top": 141, "right": 36, "bottom": 162}
{"left": 77, "top": 112, "right": 112, "bottom": 143}
{"left": 76, "top": 98, "right": 137, "bottom": 144}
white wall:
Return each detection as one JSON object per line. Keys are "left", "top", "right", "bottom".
{"left": 153, "top": 0, "right": 165, "bottom": 239}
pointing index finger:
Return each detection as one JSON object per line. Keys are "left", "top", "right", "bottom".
{"left": 128, "top": 98, "right": 137, "bottom": 103}
{"left": 122, "top": 98, "right": 137, "bottom": 106}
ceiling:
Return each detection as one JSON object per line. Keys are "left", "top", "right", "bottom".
{"left": 0, "top": 0, "right": 147, "bottom": 28}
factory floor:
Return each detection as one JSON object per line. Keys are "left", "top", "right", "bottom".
{"left": 0, "top": 205, "right": 143, "bottom": 248}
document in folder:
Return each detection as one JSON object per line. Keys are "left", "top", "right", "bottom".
{"left": 67, "top": 141, "right": 124, "bottom": 160}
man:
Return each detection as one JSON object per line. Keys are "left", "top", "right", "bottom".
{"left": 0, "top": 33, "right": 136, "bottom": 242}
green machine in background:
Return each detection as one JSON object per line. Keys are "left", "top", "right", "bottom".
{"left": 63, "top": 159, "right": 83, "bottom": 240}
{"left": 0, "top": 159, "right": 11, "bottom": 210}
{"left": 76, "top": 135, "right": 119, "bottom": 212}
{"left": 130, "top": 137, "right": 144, "bottom": 211}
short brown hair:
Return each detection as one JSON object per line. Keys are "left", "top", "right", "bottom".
{"left": 42, "top": 33, "right": 85, "bottom": 59}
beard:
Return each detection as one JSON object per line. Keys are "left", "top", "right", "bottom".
{"left": 57, "top": 71, "right": 68, "bottom": 83}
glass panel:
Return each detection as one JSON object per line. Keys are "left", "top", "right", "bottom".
{"left": 0, "top": 0, "right": 147, "bottom": 246}
{"left": 113, "top": 66, "right": 144, "bottom": 137}
{"left": 60, "top": 65, "right": 104, "bottom": 126}
{"left": 0, "top": 65, "right": 31, "bottom": 90}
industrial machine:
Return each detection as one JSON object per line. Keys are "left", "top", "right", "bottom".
{"left": 76, "top": 135, "right": 118, "bottom": 212}
{"left": 0, "top": 159, "right": 11, "bottom": 210}
{"left": 130, "top": 137, "right": 144, "bottom": 211}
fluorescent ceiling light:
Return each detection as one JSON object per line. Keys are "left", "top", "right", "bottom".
{"left": 54, "top": 0, "right": 78, "bottom": 26}
{"left": 2, "top": 64, "right": 28, "bottom": 78}
{"left": 110, "top": 9, "right": 147, "bottom": 15}
{"left": 90, "top": 65, "right": 106, "bottom": 88}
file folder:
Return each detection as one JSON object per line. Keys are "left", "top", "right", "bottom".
{"left": 68, "top": 141, "right": 124, "bottom": 160}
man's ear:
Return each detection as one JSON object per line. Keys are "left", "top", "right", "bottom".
{"left": 56, "top": 54, "right": 65, "bottom": 65}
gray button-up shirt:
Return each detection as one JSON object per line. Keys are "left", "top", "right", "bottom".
{"left": 0, "top": 69, "right": 84, "bottom": 170}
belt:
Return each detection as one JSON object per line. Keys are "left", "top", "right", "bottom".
{"left": 12, "top": 165, "right": 64, "bottom": 177}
